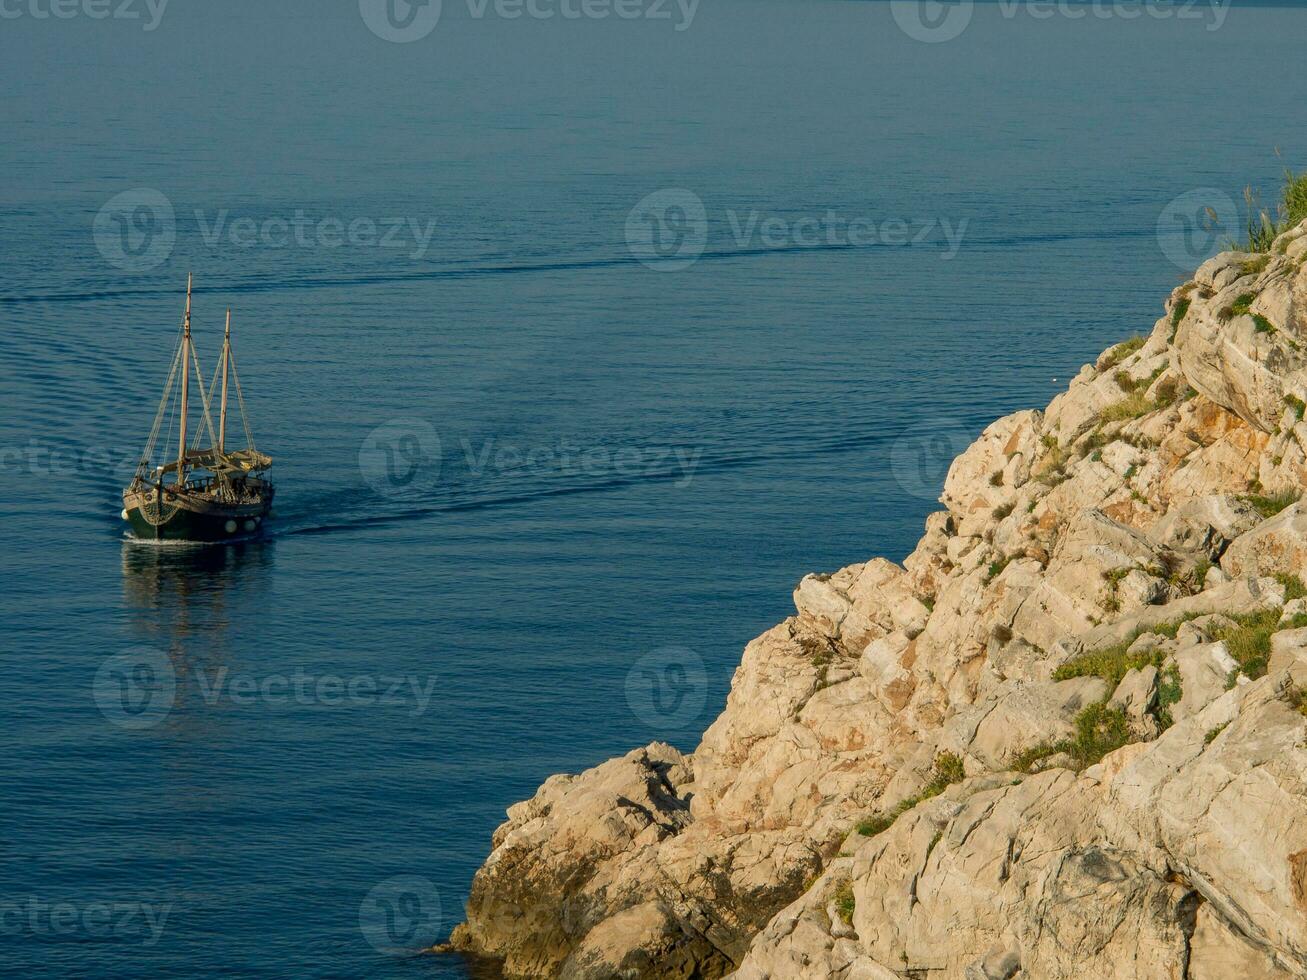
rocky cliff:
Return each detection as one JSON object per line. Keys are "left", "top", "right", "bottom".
{"left": 442, "top": 219, "right": 1307, "bottom": 979}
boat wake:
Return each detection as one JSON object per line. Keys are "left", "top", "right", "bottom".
{"left": 266, "top": 421, "right": 931, "bottom": 540}
{"left": 121, "top": 531, "right": 265, "bottom": 548}
{"left": 0, "top": 227, "right": 1152, "bottom": 306}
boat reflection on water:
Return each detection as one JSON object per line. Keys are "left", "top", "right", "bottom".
{"left": 118, "top": 538, "right": 276, "bottom": 734}
{"left": 121, "top": 537, "right": 276, "bottom": 662}
{"left": 115, "top": 539, "right": 278, "bottom": 822}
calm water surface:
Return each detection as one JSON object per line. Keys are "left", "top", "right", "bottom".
{"left": 3, "top": 1, "right": 1306, "bottom": 976}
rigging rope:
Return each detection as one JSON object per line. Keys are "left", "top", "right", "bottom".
{"left": 132, "top": 309, "right": 265, "bottom": 486}
{"left": 136, "top": 334, "right": 184, "bottom": 477}
{"left": 163, "top": 359, "right": 180, "bottom": 473}
{"left": 197, "top": 347, "right": 220, "bottom": 452}
{"left": 188, "top": 339, "right": 219, "bottom": 454}
{"left": 227, "top": 348, "right": 257, "bottom": 453}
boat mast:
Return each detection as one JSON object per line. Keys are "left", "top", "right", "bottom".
{"left": 177, "top": 274, "right": 192, "bottom": 485}
{"left": 219, "top": 308, "right": 231, "bottom": 455}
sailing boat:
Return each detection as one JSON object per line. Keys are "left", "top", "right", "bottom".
{"left": 122, "top": 276, "right": 275, "bottom": 542}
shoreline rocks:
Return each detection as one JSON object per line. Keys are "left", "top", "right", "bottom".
{"left": 442, "top": 221, "right": 1307, "bottom": 978}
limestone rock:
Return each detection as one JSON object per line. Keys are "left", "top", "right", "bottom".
{"left": 1127, "top": 631, "right": 1171, "bottom": 655}
{"left": 1189, "top": 903, "right": 1287, "bottom": 980}
{"left": 792, "top": 573, "right": 848, "bottom": 635}
{"left": 1172, "top": 641, "right": 1239, "bottom": 723}
{"left": 1172, "top": 240, "right": 1307, "bottom": 432}
{"left": 941, "top": 410, "right": 1042, "bottom": 537}
{"left": 731, "top": 670, "right": 1307, "bottom": 979}
{"left": 1067, "top": 576, "right": 1282, "bottom": 657}
{"left": 1148, "top": 493, "right": 1264, "bottom": 558}
{"left": 446, "top": 229, "right": 1307, "bottom": 980}
{"left": 793, "top": 558, "right": 931, "bottom": 653}
{"left": 446, "top": 742, "right": 701, "bottom": 978}
{"left": 1269, "top": 627, "right": 1307, "bottom": 675}
{"left": 1008, "top": 509, "right": 1169, "bottom": 651}
{"left": 1282, "top": 598, "right": 1307, "bottom": 624}
{"left": 945, "top": 678, "right": 1107, "bottom": 770}
{"left": 1109, "top": 665, "right": 1158, "bottom": 738}
{"left": 1177, "top": 613, "right": 1238, "bottom": 649}
{"left": 1223, "top": 503, "right": 1307, "bottom": 579}
{"left": 858, "top": 631, "right": 915, "bottom": 712}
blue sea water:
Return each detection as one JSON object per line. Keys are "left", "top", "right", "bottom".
{"left": 3, "top": 1, "right": 1307, "bottom": 976}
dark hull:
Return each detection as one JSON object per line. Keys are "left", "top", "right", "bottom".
{"left": 124, "top": 507, "right": 267, "bottom": 542}
{"left": 123, "top": 488, "right": 273, "bottom": 543}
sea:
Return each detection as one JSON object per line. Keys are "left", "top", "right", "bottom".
{"left": 2, "top": 0, "right": 1305, "bottom": 976}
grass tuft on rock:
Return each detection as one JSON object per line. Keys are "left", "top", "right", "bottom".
{"left": 855, "top": 752, "right": 966, "bottom": 837}
{"left": 831, "top": 879, "right": 856, "bottom": 924}
{"left": 1059, "top": 596, "right": 1300, "bottom": 691}
{"left": 929, "top": 752, "right": 966, "bottom": 789}
{"left": 1240, "top": 255, "right": 1271, "bottom": 277}
{"left": 1238, "top": 490, "right": 1300, "bottom": 519}
{"left": 1277, "top": 574, "right": 1307, "bottom": 601}
{"left": 1010, "top": 701, "right": 1132, "bottom": 774}
{"left": 1286, "top": 685, "right": 1307, "bottom": 719}
{"left": 1036, "top": 436, "right": 1069, "bottom": 485}
{"left": 1009, "top": 740, "right": 1062, "bottom": 774}
{"left": 1101, "top": 390, "right": 1153, "bottom": 423}
{"left": 1156, "top": 663, "right": 1183, "bottom": 731}
{"left": 1213, "top": 608, "right": 1281, "bottom": 682}
{"left": 1219, "top": 292, "right": 1257, "bottom": 322}
{"left": 1053, "top": 616, "right": 1199, "bottom": 688}
{"left": 925, "top": 829, "right": 944, "bottom": 861}
{"left": 1244, "top": 169, "right": 1307, "bottom": 253}
{"left": 1152, "top": 378, "right": 1181, "bottom": 409}
{"left": 1100, "top": 336, "right": 1146, "bottom": 370}
{"left": 1170, "top": 297, "right": 1191, "bottom": 331}
{"left": 1286, "top": 171, "right": 1307, "bottom": 229}
{"left": 1100, "top": 367, "right": 1169, "bottom": 423}
{"left": 855, "top": 812, "right": 896, "bottom": 837}
{"left": 1068, "top": 701, "right": 1132, "bottom": 766}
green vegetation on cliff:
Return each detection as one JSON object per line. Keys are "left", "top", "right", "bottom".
{"left": 1243, "top": 169, "right": 1307, "bottom": 252}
